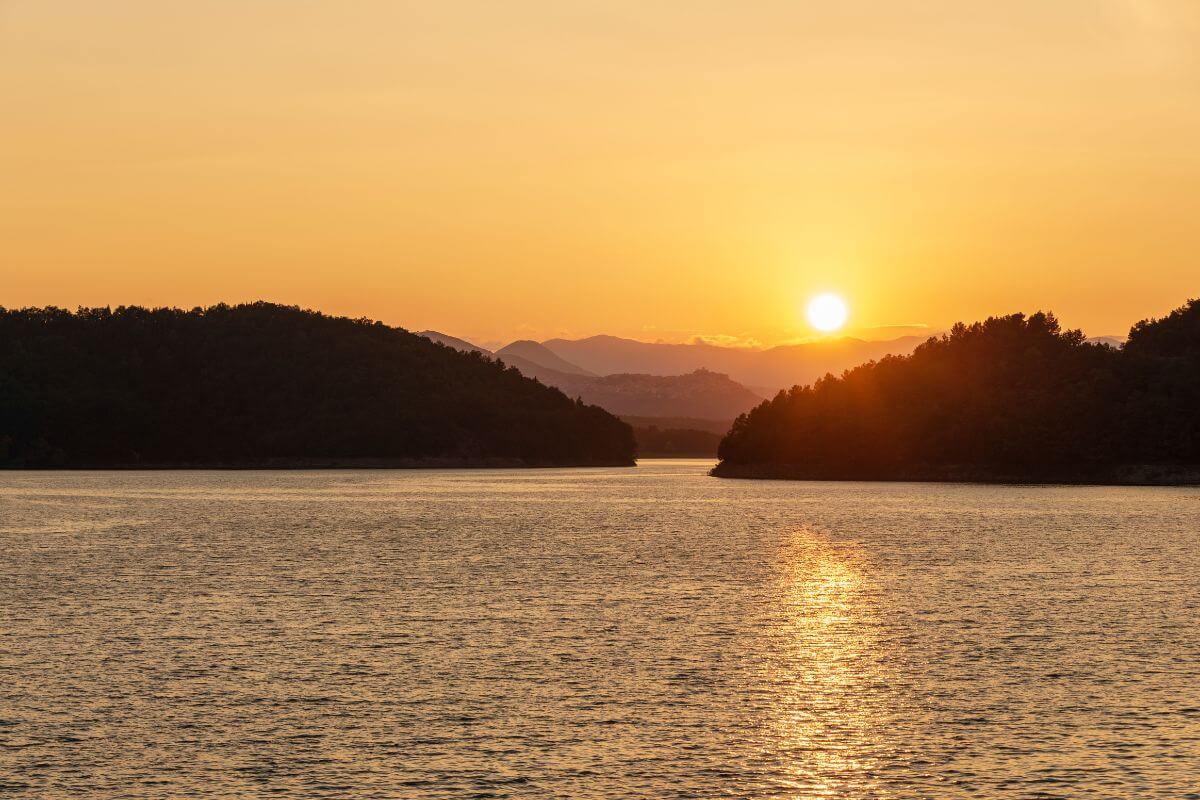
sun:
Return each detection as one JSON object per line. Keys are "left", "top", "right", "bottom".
{"left": 806, "top": 293, "right": 848, "bottom": 333}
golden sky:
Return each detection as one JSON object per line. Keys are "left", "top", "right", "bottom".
{"left": 3, "top": 1, "right": 1198, "bottom": 346}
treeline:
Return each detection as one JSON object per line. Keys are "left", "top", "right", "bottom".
{"left": 0, "top": 303, "right": 635, "bottom": 468}
{"left": 715, "top": 299, "right": 1200, "bottom": 482}
{"left": 568, "top": 369, "right": 762, "bottom": 420}
{"left": 630, "top": 425, "right": 723, "bottom": 457}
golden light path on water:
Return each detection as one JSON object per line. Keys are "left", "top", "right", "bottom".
{"left": 760, "top": 529, "right": 896, "bottom": 797}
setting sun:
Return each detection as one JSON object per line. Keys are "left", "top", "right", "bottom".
{"left": 807, "top": 293, "right": 848, "bottom": 333}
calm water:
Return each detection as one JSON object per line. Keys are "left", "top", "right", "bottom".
{"left": 2, "top": 461, "right": 1198, "bottom": 798}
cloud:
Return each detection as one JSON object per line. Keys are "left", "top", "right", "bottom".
{"left": 690, "top": 334, "right": 766, "bottom": 349}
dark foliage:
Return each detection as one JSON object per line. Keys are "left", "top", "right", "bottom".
{"left": 632, "top": 425, "right": 723, "bottom": 457}
{"left": 1125, "top": 298, "right": 1200, "bottom": 359}
{"left": 716, "top": 301, "right": 1200, "bottom": 480}
{"left": 0, "top": 303, "right": 635, "bottom": 467}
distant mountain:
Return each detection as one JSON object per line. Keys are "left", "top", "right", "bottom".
{"left": 541, "top": 334, "right": 926, "bottom": 391}
{"left": 420, "top": 331, "right": 764, "bottom": 420}
{"left": 569, "top": 369, "right": 762, "bottom": 419}
{"left": 418, "top": 330, "right": 491, "bottom": 355}
{"left": 487, "top": 353, "right": 578, "bottom": 387}
{"left": 496, "top": 361, "right": 762, "bottom": 420}
{"left": 1087, "top": 335, "right": 1125, "bottom": 348}
{"left": 0, "top": 305, "right": 635, "bottom": 468}
{"left": 495, "top": 340, "right": 595, "bottom": 376}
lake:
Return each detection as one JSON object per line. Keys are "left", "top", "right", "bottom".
{"left": 2, "top": 460, "right": 1198, "bottom": 798}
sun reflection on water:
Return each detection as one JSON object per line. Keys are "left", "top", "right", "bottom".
{"left": 761, "top": 528, "right": 900, "bottom": 798}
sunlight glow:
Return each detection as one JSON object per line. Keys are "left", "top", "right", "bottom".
{"left": 762, "top": 528, "right": 894, "bottom": 797}
{"left": 807, "top": 294, "right": 848, "bottom": 333}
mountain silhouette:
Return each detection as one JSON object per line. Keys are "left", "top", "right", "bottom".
{"left": 541, "top": 334, "right": 925, "bottom": 391}
{"left": 0, "top": 304, "right": 635, "bottom": 468}
{"left": 531, "top": 369, "right": 763, "bottom": 420}
{"left": 715, "top": 299, "right": 1200, "bottom": 483}
{"left": 417, "top": 330, "right": 491, "bottom": 355}
{"left": 419, "top": 331, "right": 763, "bottom": 422}
{"left": 495, "top": 340, "right": 595, "bottom": 376}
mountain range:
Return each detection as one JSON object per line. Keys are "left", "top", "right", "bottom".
{"left": 424, "top": 330, "right": 926, "bottom": 391}
{"left": 539, "top": 334, "right": 928, "bottom": 394}
{"left": 418, "top": 329, "right": 930, "bottom": 455}
{"left": 495, "top": 340, "right": 596, "bottom": 376}
{"left": 420, "top": 331, "right": 765, "bottom": 420}
{"left": 418, "top": 328, "right": 1133, "bottom": 457}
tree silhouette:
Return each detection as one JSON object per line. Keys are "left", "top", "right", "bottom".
{"left": 0, "top": 303, "right": 635, "bottom": 467}
{"left": 716, "top": 301, "right": 1200, "bottom": 481}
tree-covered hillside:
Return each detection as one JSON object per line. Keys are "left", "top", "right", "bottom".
{"left": 0, "top": 303, "right": 635, "bottom": 467}
{"left": 714, "top": 300, "right": 1200, "bottom": 482}
{"left": 507, "top": 367, "right": 762, "bottom": 420}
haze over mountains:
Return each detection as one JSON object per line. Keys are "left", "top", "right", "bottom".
{"left": 418, "top": 331, "right": 490, "bottom": 355}
{"left": 423, "top": 324, "right": 1075, "bottom": 459}
{"left": 421, "top": 331, "right": 765, "bottom": 421}
{"left": 495, "top": 341, "right": 596, "bottom": 377}
{"left": 540, "top": 334, "right": 927, "bottom": 394}
{"left": 424, "top": 330, "right": 923, "bottom": 388}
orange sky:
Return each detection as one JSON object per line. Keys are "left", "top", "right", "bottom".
{"left": 3, "top": 1, "right": 1198, "bottom": 346}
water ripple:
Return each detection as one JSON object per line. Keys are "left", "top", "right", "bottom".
{"left": 1, "top": 463, "right": 1198, "bottom": 797}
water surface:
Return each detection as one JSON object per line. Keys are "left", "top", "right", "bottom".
{"left": 2, "top": 461, "right": 1198, "bottom": 797}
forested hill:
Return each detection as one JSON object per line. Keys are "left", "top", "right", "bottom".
{"left": 714, "top": 299, "right": 1200, "bottom": 484}
{"left": 0, "top": 303, "right": 635, "bottom": 468}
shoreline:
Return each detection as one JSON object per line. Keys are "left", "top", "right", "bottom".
{"left": 710, "top": 462, "right": 1200, "bottom": 486}
{"left": 0, "top": 456, "right": 637, "bottom": 471}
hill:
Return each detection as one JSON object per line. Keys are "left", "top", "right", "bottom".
{"left": 713, "top": 300, "right": 1200, "bottom": 484}
{"left": 541, "top": 334, "right": 925, "bottom": 391}
{"left": 417, "top": 330, "right": 491, "bottom": 355}
{"left": 569, "top": 369, "right": 761, "bottom": 419}
{"left": 484, "top": 358, "right": 761, "bottom": 421}
{"left": 503, "top": 364, "right": 756, "bottom": 456}
{"left": 495, "top": 340, "right": 594, "bottom": 376}
{"left": 418, "top": 331, "right": 762, "bottom": 421}
{"left": 620, "top": 415, "right": 731, "bottom": 459}
{"left": 627, "top": 424, "right": 723, "bottom": 458}
{"left": 0, "top": 304, "right": 635, "bottom": 468}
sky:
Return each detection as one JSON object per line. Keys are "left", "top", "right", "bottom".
{"left": 2, "top": 1, "right": 1198, "bottom": 347}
